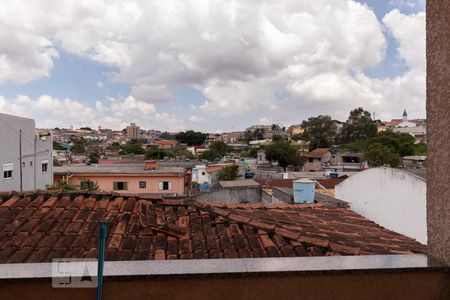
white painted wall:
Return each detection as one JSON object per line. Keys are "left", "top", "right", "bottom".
{"left": 335, "top": 167, "right": 427, "bottom": 244}
{"left": 0, "top": 113, "right": 53, "bottom": 192}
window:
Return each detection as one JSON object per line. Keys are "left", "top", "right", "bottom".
{"left": 139, "top": 181, "right": 146, "bottom": 189}
{"left": 41, "top": 160, "right": 48, "bottom": 173}
{"left": 3, "top": 163, "right": 13, "bottom": 179}
{"left": 159, "top": 181, "right": 171, "bottom": 190}
{"left": 113, "top": 182, "right": 128, "bottom": 190}
{"left": 30, "top": 161, "right": 33, "bottom": 167}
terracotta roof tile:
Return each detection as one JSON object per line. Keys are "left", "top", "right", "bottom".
{"left": 0, "top": 191, "right": 427, "bottom": 263}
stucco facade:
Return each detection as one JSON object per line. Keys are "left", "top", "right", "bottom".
{"left": 336, "top": 167, "right": 426, "bottom": 244}
{"left": 0, "top": 113, "right": 52, "bottom": 192}
{"left": 427, "top": 0, "right": 450, "bottom": 266}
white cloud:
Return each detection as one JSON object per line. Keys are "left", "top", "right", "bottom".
{"left": 0, "top": 1, "right": 426, "bottom": 130}
{"left": 0, "top": 94, "right": 186, "bottom": 131}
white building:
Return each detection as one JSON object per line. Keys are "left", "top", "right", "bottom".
{"left": 0, "top": 113, "right": 53, "bottom": 192}
{"left": 335, "top": 167, "right": 426, "bottom": 244}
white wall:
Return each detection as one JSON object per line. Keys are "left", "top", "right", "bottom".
{"left": 335, "top": 167, "right": 427, "bottom": 244}
{"left": 0, "top": 113, "right": 53, "bottom": 192}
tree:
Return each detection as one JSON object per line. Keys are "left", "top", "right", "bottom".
{"left": 80, "top": 179, "right": 100, "bottom": 191}
{"left": 301, "top": 115, "right": 337, "bottom": 150}
{"left": 79, "top": 127, "right": 92, "bottom": 131}
{"left": 120, "top": 141, "right": 146, "bottom": 155}
{"left": 46, "top": 180, "right": 77, "bottom": 190}
{"left": 254, "top": 128, "right": 265, "bottom": 140}
{"left": 272, "top": 134, "right": 285, "bottom": 142}
{"left": 364, "top": 143, "right": 401, "bottom": 168}
{"left": 200, "top": 150, "right": 221, "bottom": 161}
{"left": 70, "top": 139, "right": 86, "bottom": 154}
{"left": 145, "top": 148, "right": 168, "bottom": 159}
{"left": 217, "top": 166, "right": 239, "bottom": 181}
{"left": 87, "top": 152, "right": 100, "bottom": 163}
{"left": 264, "top": 141, "right": 304, "bottom": 169}
{"left": 340, "top": 108, "right": 377, "bottom": 143}
{"left": 368, "top": 131, "right": 415, "bottom": 157}
{"left": 175, "top": 130, "right": 207, "bottom": 146}
{"left": 53, "top": 158, "right": 61, "bottom": 166}
{"left": 209, "top": 141, "right": 229, "bottom": 157}
{"left": 159, "top": 132, "right": 176, "bottom": 140}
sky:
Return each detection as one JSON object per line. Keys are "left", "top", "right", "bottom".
{"left": 0, "top": 0, "right": 426, "bottom": 132}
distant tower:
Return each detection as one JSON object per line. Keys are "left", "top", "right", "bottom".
{"left": 402, "top": 109, "right": 408, "bottom": 122}
{"left": 126, "top": 123, "right": 140, "bottom": 140}
{"left": 373, "top": 112, "right": 376, "bottom": 120}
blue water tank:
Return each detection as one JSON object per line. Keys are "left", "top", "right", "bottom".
{"left": 293, "top": 179, "right": 315, "bottom": 204}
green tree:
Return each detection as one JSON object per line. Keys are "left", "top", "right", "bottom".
{"left": 46, "top": 180, "right": 77, "bottom": 190}
{"left": 53, "top": 158, "right": 61, "bottom": 166}
{"left": 413, "top": 143, "right": 427, "bottom": 155}
{"left": 264, "top": 140, "right": 304, "bottom": 169}
{"left": 217, "top": 166, "right": 239, "bottom": 181}
{"left": 364, "top": 143, "right": 401, "bottom": 167}
{"left": 70, "top": 139, "right": 86, "bottom": 154}
{"left": 87, "top": 152, "right": 100, "bottom": 163}
{"left": 159, "top": 132, "right": 176, "bottom": 140}
{"left": 80, "top": 179, "right": 100, "bottom": 191}
{"left": 254, "top": 128, "right": 265, "bottom": 140}
{"left": 301, "top": 115, "right": 337, "bottom": 150}
{"left": 272, "top": 134, "right": 285, "bottom": 142}
{"left": 209, "top": 141, "right": 230, "bottom": 157}
{"left": 368, "top": 131, "right": 415, "bottom": 157}
{"left": 145, "top": 148, "right": 168, "bottom": 159}
{"left": 340, "top": 107, "right": 378, "bottom": 143}
{"left": 120, "top": 141, "right": 146, "bottom": 155}
{"left": 175, "top": 130, "right": 207, "bottom": 146}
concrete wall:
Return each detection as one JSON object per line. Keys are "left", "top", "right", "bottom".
{"left": 427, "top": 0, "right": 450, "bottom": 266}
{"left": 0, "top": 113, "right": 52, "bottom": 192}
{"left": 335, "top": 168, "right": 426, "bottom": 244}
{"left": 193, "top": 186, "right": 262, "bottom": 203}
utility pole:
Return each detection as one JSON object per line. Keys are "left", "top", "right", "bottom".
{"left": 19, "top": 130, "right": 23, "bottom": 192}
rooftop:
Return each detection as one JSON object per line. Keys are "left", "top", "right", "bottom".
{"left": 219, "top": 180, "right": 261, "bottom": 188}
{"left": 305, "top": 148, "right": 330, "bottom": 158}
{"left": 0, "top": 191, "right": 426, "bottom": 264}
{"left": 54, "top": 165, "right": 186, "bottom": 175}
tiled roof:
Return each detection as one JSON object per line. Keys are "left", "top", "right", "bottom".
{"left": 257, "top": 179, "right": 295, "bottom": 189}
{"left": 0, "top": 191, "right": 426, "bottom": 263}
{"left": 305, "top": 148, "right": 330, "bottom": 158}
{"left": 154, "top": 140, "right": 178, "bottom": 145}
{"left": 315, "top": 178, "right": 346, "bottom": 189}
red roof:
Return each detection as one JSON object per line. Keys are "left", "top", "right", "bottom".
{"left": 0, "top": 191, "right": 426, "bottom": 263}
{"left": 305, "top": 148, "right": 330, "bottom": 158}
{"left": 256, "top": 179, "right": 295, "bottom": 189}
{"left": 154, "top": 140, "right": 178, "bottom": 145}
{"left": 315, "top": 178, "right": 346, "bottom": 189}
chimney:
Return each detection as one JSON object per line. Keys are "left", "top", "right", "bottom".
{"left": 293, "top": 179, "right": 315, "bottom": 204}
{"left": 144, "top": 160, "right": 158, "bottom": 170}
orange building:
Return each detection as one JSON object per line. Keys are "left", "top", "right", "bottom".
{"left": 154, "top": 139, "right": 179, "bottom": 149}
{"left": 54, "top": 161, "right": 190, "bottom": 196}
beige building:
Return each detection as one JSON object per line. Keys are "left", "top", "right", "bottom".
{"left": 126, "top": 123, "right": 141, "bottom": 140}
{"left": 54, "top": 161, "right": 190, "bottom": 196}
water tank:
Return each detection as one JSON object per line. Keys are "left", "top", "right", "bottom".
{"left": 293, "top": 179, "right": 315, "bottom": 204}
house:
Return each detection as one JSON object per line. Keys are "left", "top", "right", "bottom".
{"left": 153, "top": 139, "right": 179, "bottom": 150}
{"left": 341, "top": 152, "right": 367, "bottom": 171}
{"left": 303, "top": 148, "right": 332, "bottom": 172}
{"left": 0, "top": 113, "right": 53, "bottom": 192}
{"left": 53, "top": 161, "right": 190, "bottom": 196}
{"left": 335, "top": 167, "right": 427, "bottom": 244}
{"left": 402, "top": 156, "right": 427, "bottom": 168}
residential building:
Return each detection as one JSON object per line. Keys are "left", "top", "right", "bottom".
{"left": 402, "top": 156, "right": 427, "bottom": 168}
{"left": 154, "top": 139, "right": 178, "bottom": 150}
{"left": 126, "top": 122, "right": 140, "bottom": 140}
{"left": 341, "top": 152, "right": 367, "bottom": 171}
{"left": 335, "top": 167, "right": 427, "bottom": 244}
{"left": 54, "top": 161, "right": 190, "bottom": 196}
{"left": 303, "top": 148, "right": 332, "bottom": 172}
{"left": 0, "top": 113, "right": 53, "bottom": 192}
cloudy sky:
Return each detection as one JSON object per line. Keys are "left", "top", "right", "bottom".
{"left": 0, "top": 0, "right": 425, "bottom": 132}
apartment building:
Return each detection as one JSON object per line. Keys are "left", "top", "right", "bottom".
{"left": 126, "top": 122, "right": 141, "bottom": 140}
{"left": 0, "top": 113, "right": 53, "bottom": 192}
